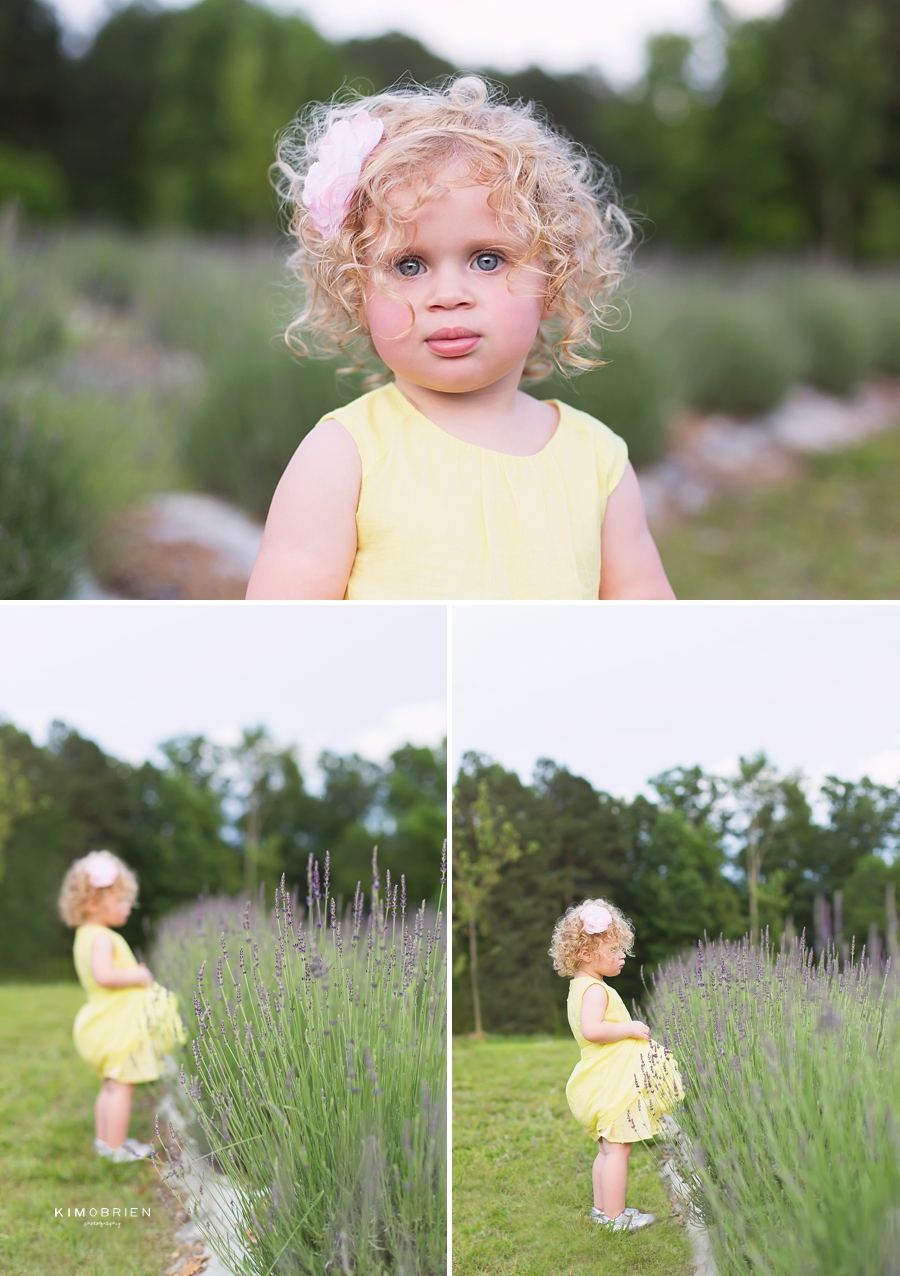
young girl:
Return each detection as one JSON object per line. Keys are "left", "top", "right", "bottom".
{"left": 550, "top": 899, "right": 682, "bottom": 1232}
{"left": 246, "top": 76, "right": 674, "bottom": 601}
{"left": 58, "top": 851, "right": 185, "bottom": 1163}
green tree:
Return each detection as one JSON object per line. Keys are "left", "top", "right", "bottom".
{"left": 454, "top": 775, "right": 533, "bottom": 1037}
{"left": 0, "top": 0, "right": 65, "bottom": 157}
{"left": 0, "top": 732, "right": 34, "bottom": 885}
{"left": 144, "top": 0, "right": 344, "bottom": 229}
{"left": 63, "top": 3, "right": 175, "bottom": 223}
{"left": 380, "top": 741, "right": 447, "bottom": 906}
{"left": 621, "top": 797, "right": 743, "bottom": 968}
{"left": 768, "top": 0, "right": 892, "bottom": 257}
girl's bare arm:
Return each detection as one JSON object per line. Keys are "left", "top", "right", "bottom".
{"left": 599, "top": 463, "right": 676, "bottom": 600}
{"left": 580, "top": 982, "right": 651, "bottom": 1042}
{"left": 245, "top": 420, "right": 361, "bottom": 600}
{"left": 91, "top": 934, "right": 153, "bottom": 988}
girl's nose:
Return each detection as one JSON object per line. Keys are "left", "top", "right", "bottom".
{"left": 425, "top": 264, "right": 473, "bottom": 309}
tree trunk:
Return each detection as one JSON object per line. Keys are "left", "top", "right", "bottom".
{"left": 469, "top": 915, "right": 484, "bottom": 1038}
{"left": 748, "top": 860, "right": 759, "bottom": 944}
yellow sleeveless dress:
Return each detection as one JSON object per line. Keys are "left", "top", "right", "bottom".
{"left": 72, "top": 925, "right": 185, "bottom": 1083}
{"left": 318, "top": 382, "right": 628, "bottom": 599}
{"left": 566, "top": 976, "right": 683, "bottom": 1143}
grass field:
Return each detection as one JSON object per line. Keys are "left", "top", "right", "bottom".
{"left": 452, "top": 1036, "right": 692, "bottom": 1276}
{"left": 658, "top": 426, "right": 900, "bottom": 598}
{"left": 0, "top": 984, "right": 178, "bottom": 1276}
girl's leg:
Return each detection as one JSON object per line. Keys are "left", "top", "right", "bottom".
{"left": 597, "top": 1138, "right": 632, "bottom": 1218}
{"left": 96, "top": 1079, "right": 135, "bottom": 1149}
{"left": 592, "top": 1142, "right": 606, "bottom": 1211}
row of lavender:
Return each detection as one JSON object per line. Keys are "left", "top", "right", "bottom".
{"left": 651, "top": 933, "right": 899, "bottom": 1275}
{"left": 152, "top": 851, "right": 446, "bottom": 1276}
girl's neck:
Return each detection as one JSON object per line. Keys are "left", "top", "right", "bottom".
{"left": 392, "top": 376, "right": 559, "bottom": 457}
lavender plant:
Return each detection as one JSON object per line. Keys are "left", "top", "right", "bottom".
{"left": 152, "top": 850, "right": 446, "bottom": 1276}
{"left": 651, "top": 933, "right": 899, "bottom": 1276}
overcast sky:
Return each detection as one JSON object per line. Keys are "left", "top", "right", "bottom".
{"left": 452, "top": 604, "right": 900, "bottom": 801}
{"left": 0, "top": 604, "right": 446, "bottom": 771}
{"left": 50, "top": 0, "right": 785, "bottom": 85}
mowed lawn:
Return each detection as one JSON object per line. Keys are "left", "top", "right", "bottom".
{"left": 658, "top": 425, "right": 900, "bottom": 599}
{"left": 0, "top": 984, "right": 178, "bottom": 1276}
{"left": 452, "top": 1036, "right": 693, "bottom": 1276}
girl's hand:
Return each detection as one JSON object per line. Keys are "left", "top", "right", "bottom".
{"left": 135, "top": 964, "right": 153, "bottom": 988}
{"left": 629, "top": 1020, "right": 651, "bottom": 1041}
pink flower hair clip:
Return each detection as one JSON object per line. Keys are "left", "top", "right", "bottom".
{"left": 84, "top": 851, "right": 119, "bottom": 889}
{"left": 580, "top": 903, "right": 612, "bottom": 935}
{"left": 302, "top": 110, "right": 384, "bottom": 239}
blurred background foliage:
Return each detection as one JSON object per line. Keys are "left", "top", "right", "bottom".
{"left": 1, "top": 0, "right": 900, "bottom": 598}
{"left": 0, "top": 717, "right": 446, "bottom": 979}
{"left": 452, "top": 751, "right": 900, "bottom": 1034}
{"left": 2, "top": 0, "right": 899, "bottom": 254}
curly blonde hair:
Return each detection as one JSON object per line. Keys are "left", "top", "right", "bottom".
{"left": 273, "top": 74, "right": 632, "bottom": 382}
{"left": 58, "top": 852, "right": 139, "bottom": 928}
{"left": 549, "top": 897, "right": 635, "bottom": 978}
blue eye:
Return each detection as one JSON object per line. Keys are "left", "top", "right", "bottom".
{"left": 395, "top": 258, "right": 423, "bottom": 278}
{"left": 474, "top": 252, "right": 502, "bottom": 272}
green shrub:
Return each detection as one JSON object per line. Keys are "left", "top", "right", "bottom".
{"left": 155, "top": 860, "right": 446, "bottom": 1276}
{"left": 667, "top": 296, "right": 800, "bottom": 416}
{"left": 536, "top": 326, "right": 670, "bottom": 466}
{"left": 0, "top": 383, "right": 181, "bottom": 598}
{"left": 786, "top": 276, "right": 874, "bottom": 395}
{"left": 0, "top": 233, "right": 66, "bottom": 373}
{"left": 67, "top": 233, "right": 140, "bottom": 310}
{"left": 870, "top": 278, "right": 900, "bottom": 376}
{"left": 0, "top": 399, "right": 84, "bottom": 598}
{"left": 184, "top": 344, "right": 360, "bottom": 517}
{"left": 0, "top": 146, "right": 68, "bottom": 221}
{"left": 652, "top": 935, "right": 900, "bottom": 1275}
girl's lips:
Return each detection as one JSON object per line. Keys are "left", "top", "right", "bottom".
{"left": 425, "top": 329, "right": 480, "bottom": 357}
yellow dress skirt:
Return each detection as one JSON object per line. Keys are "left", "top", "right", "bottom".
{"left": 566, "top": 975, "right": 683, "bottom": 1143}
{"left": 72, "top": 925, "right": 186, "bottom": 1084}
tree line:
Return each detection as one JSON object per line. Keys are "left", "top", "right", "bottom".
{"left": 1, "top": 0, "right": 899, "bottom": 257}
{"left": 0, "top": 718, "right": 446, "bottom": 979}
{"left": 452, "top": 752, "right": 900, "bottom": 1035}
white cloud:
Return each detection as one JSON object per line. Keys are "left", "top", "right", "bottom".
{"left": 349, "top": 700, "right": 447, "bottom": 761}
{"left": 852, "top": 748, "right": 900, "bottom": 788}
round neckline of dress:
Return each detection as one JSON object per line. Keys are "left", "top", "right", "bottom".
{"left": 384, "top": 381, "right": 564, "bottom": 460}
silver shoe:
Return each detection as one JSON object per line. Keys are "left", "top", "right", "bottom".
{"left": 107, "top": 1138, "right": 155, "bottom": 1162}
{"left": 591, "top": 1206, "right": 640, "bottom": 1222}
{"left": 594, "top": 1209, "right": 656, "bottom": 1231}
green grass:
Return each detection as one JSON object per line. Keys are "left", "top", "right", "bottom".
{"left": 0, "top": 984, "right": 178, "bottom": 1276}
{"left": 659, "top": 425, "right": 900, "bottom": 598}
{"left": 452, "top": 1036, "right": 692, "bottom": 1276}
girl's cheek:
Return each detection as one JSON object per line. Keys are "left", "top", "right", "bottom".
{"left": 363, "top": 286, "right": 415, "bottom": 342}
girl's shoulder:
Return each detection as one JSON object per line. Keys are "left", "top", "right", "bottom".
{"left": 314, "top": 383, "right": 405, "bottom": 467}
{"left": 550, "top": 399, "right": 628, "bottom": 447}
{"left": 74, "top": 923, "right": 115, "bottom": 948}
{"left": 314, "top": 383, "right": 401, "bottom": 433}
{"left": 546, "top": 399, "right": 629, "bottom": 488}
{"left": 568, "top": 974, "right": 608, "bottom": 1002}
